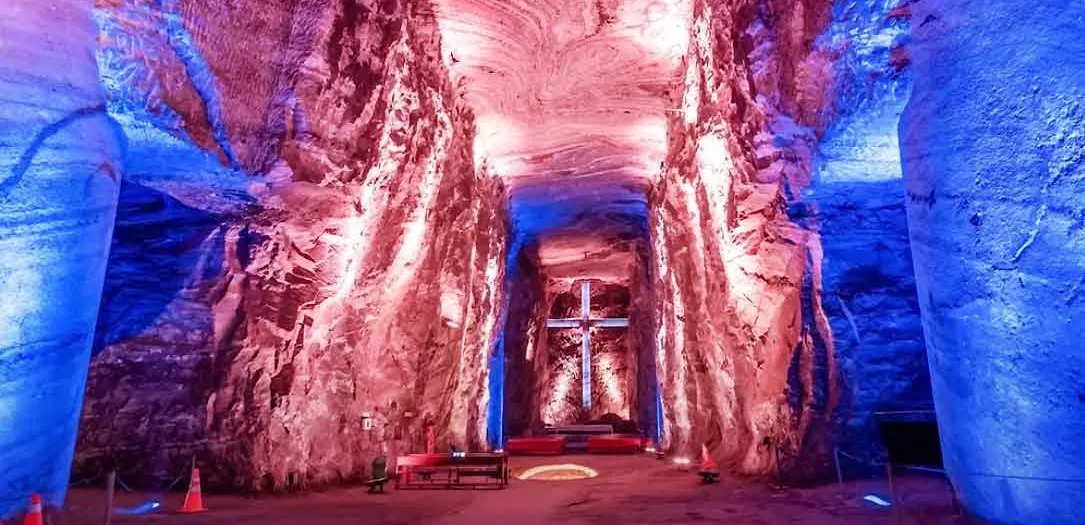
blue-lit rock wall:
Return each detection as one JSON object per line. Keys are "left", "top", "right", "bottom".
{"left": 809, "top": 1, "right": 931, "bottom": 467}
{"left": 498, "top": 244, "right": 545, "bottom": 440}
{"left": 902, "top": 1, "right": 1085, "bottom": 523}
{"left": 0, "top": 0, "right": 123, "bottom": 518}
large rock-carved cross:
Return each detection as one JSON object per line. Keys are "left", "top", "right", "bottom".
{"left": 545, "top": 280, "right": 629, "bottom": 412}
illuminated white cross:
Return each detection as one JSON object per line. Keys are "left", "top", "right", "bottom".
{"left": 545, "top": 280, "right": 629, "bottom": 412}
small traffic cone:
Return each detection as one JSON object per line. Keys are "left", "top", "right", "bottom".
{"left": 21, "top": 494, "right": 43, "bottom": 525}
{"left": 698, "top": 444, "right": 721, "bottom": 483}
{"left": 700, "top": 444, "right": 716, "bottom": 471}
{"left": 179, "top": 467, "right": 207, "bottom": 513}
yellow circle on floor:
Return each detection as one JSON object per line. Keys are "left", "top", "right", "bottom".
{"left": 517, "top": 464, "right": 599, "bottom": 481}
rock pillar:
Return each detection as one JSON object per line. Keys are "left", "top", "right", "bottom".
{"left": 0, "top": 0, "right": 122, "bottom": 517}
{"left": 901, "top": 2, "right": 1085, "bottom": 523}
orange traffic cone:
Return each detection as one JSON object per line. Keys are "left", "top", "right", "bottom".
{"left": 700, "top": 444, "right": 716, "bottom": 471}
{"left": 698, "top": 444, "right": 721, "bottom": 484}
{"left": 179, "top": 467, "right": 207, "bottom": 513}
{"left": 21, "top": 494, "right": 43, "bottom": 525}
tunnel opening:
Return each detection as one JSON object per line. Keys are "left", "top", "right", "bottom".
{"left": 490, "top": 187, "right": 661, "bottom": 449}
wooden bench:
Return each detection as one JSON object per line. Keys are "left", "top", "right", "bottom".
{"left": 395, "top": 453, "right": 509, "bottom": 490}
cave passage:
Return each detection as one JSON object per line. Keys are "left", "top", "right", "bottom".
{"left": 492, "top": 184, "right": 661, "bottom": 447}
{"left": 2, "top": 1, "right": 1084, "bottom": 524}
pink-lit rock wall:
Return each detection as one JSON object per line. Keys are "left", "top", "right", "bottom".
{"left": 76, "top": 0, "right": 506, "bottom": 490}
{"left": 650, "top": 0, "right": 922, "bottom": 479}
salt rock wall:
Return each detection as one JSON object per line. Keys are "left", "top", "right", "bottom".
{"left": 652, "top": 0, "right": 928, "bottom": 479}
{"left": 0, "top": 1, "right": 123, "bottom": 517}
{"left": 76, "top": 0, "right": 506, "bottom": 490}
{"left": 628, "top": 248, "right": 663, "bottom": 441}
{"left": 537, "top": 282, "right": 635, "bottom": 425}
{"left": 500, "top": 246, "right": 547, "bottom": 439}
{"left": 808, "top": 1, "right": 929, "bottom": 468}
{"left": 653, "top": 0, "right": 835, "bottom": 475}
{"left": 901, "top": 1, "right": 1085, "bottom": 523}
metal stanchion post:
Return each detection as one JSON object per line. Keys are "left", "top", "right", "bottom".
{"left": 774, "top": 443, "right": 782, "bottom": 485}
{"left": 944, "top": 476, "right": 962, "bottom": 517}
{"left": 834, "top": 447, "right": 844, "bottom": 488}
{"left": 886, "top": 462, "right": 901, "bottom": 525}
{"left": 103, "top": 471, "right": 116, "bottom": 525}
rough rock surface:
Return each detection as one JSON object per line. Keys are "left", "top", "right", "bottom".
{"left": 902, "top": 1, "right": 1085, "bottom": 523}
{"left": 76, "top": 0, "right": 507, "bottom": 490}
{"left": 434, "top": 0, "right": 929, "bottom": 478}
{"left": 810, "top": 1, "right": 930, "bottom": 468}
{"left": 651, "top": 0, "right": 927, "bottom": 479}
{"left": 498, "top": 245, "right": 548, "bottom": 440}
{"left": 0, "top": 0, "right": 123, "bottom": 517}
{"left": 651, "top": 0, "right": 835, "bottom": 475}
{"left": 0, "top": 0, "right": 941, "bottom": 502}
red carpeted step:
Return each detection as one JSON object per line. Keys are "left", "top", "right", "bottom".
{"left": 505, "top": 436, "right": 567, "bottom": 455}
{"left": 586, "top": 435, "right": 643, "bottom": 454}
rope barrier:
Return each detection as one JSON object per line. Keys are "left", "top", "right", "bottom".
{"left": 836, "top": 448, "right": 887, "bottom": 466}
{"left": 834, "top": 447, "right": 1085, "bottom": 485}
{"left": 872, "top": 410, "right": 936, "bottom": 416}
{"left": 114, "top": 476, "right": 134, "bottom": 493}
{"left": 956, "top": 471, "right": 1085, "bottom": 484}
{"left": 72, "top": 466, "right": 189, "bottom": 493}
{"left": 69, "top": 472, "right": 104, "bottom": 487}
{"left": 163, "top": 470, "right": 188, "bottom": 492}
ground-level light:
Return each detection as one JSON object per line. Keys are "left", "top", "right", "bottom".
{"left": 517, "top": 464, "right": 599, "bottom": 481}
{"left": 863, "top": 494, "right": 893, "bottom": 507}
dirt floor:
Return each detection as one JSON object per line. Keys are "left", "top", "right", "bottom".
{"left": 52, "top": 455, "right": 971, "bottom": 525}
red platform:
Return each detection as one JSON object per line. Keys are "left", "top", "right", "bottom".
{"left": 505, "top": 436, "right": 567, "bottom": 455}
{"left": 586, "top": 435, "right": 644, "bottom": 454}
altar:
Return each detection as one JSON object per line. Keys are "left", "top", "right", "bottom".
{"left": 505, "top": 415, "right": 648, "bottom": 455}
{"left": 499, "top": 279, "right": 661, "bottom": 455}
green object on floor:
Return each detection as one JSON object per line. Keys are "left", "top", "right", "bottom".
{"left": 367, "top": 456, "right": 389, "bottom": 494}
{"left": 371, "top": 457, "right": 387, "bottom": 480}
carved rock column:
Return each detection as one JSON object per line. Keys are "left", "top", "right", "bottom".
{"left": 901, "top": 2, "right": 1085, "bottom": 523}
{"left": 0, "top": 0, "right": 122, "bottom": 517}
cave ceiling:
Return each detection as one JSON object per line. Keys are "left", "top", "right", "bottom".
{"left": 434, "top": 0, "right": 690, "bottom": 278}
